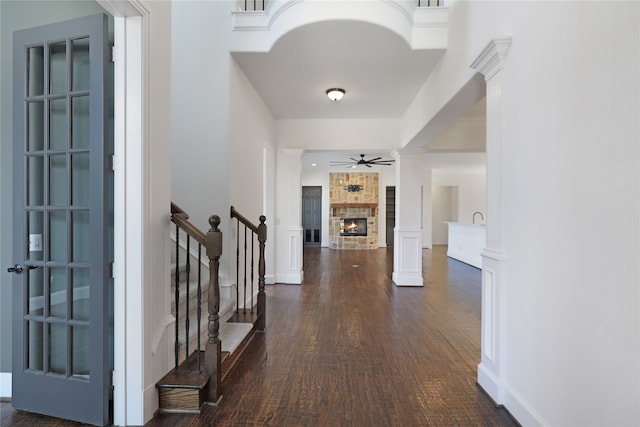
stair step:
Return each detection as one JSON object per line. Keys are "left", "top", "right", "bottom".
{"left": 220, "top": 322, "right": 254, "bottom": 354}
{"left": 156, "top": 351, "right": 209, "bottom": 414}
{"left": 156, "top": 317, "right": 256, "bottom": 413}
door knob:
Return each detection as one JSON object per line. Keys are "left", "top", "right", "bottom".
{"left": 7, "top": 264, "right": 24, "bottom": 274}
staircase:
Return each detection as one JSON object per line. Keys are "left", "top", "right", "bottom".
{"left": 155, "top": 204, "right": 266, "bottom": 413}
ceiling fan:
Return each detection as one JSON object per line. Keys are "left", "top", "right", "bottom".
{"left": 330, "top": 154, "right": 395, "bottom": 168}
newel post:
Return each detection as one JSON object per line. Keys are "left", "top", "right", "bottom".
{"left": 257, "top": 215, "right": 267, "bottom": 332}
{"left": 205, "top": 215, "right": 222, "bottom": 404}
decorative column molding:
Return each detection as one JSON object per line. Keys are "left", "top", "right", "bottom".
{"left": 471, "top": 38, "right": 510, "bottom": 251}
{"left": 470, "top": 37, "right": 511, "bottom": 405}
{"left": 274, "top": 148, "right": 304, "bottom": 284}
{"left": 391, "top": 148, "right": 424, "bottom": 286}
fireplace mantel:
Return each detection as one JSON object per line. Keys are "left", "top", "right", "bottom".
{"left": 330, "top": 202, "right": 378, "bottom": 218}
{"left": 330, "top": 203, "right": 378, "bottom": 209}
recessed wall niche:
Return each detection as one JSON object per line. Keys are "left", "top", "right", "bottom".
{"left": 329, "top": 172, "right": 378, "bottom": 249}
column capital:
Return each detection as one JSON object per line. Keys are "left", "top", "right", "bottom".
{"left": 470, "top": 38, "right": 511, "bottom": 81}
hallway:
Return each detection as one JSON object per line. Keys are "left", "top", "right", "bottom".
{"left": 1, "top": 246, "right": 518, "bottom": 426}
{"left": 147, "top": 246, "right": 517, "bottom": 426}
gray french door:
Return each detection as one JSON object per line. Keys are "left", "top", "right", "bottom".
{"left": 11, "top": 14, "right": 111, "bottom": 426}
{"left": 302, "top": 186, "right": 322, "bottom": 247}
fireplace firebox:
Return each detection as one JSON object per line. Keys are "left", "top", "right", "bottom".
{"left": 340, "top": 218, "right": 368, "bottom": 236}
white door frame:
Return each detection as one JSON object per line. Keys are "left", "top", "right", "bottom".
{"left": 97, "top": 1, "right": 146, "bottom": 425}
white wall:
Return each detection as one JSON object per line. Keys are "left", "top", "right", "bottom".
{"left": 432, "top": 186, "right": 454, "bottom": 245}
{"left": 432, "top": 168, "right": 486, "bottom": 225}
{"left": 277, "top": 118, "right": 401, "bottom": 150}
{"left": 171, "top": 0, "right": 235, "bottom": 281}
{"left": 229, "top": 57, "right": 276, "bottom": 285}
{"left": 229, "top": 58, "right": 275, "bottom": 221}
{"left": 417, "top": 2, "right": 640, "bottom": 425}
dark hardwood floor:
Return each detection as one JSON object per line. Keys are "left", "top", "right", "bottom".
{"left": 1, "top": 246, "right": 518, "bottom": 426}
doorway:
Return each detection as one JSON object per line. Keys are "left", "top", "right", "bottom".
{"left": 385, "top": 186, "right": 395, "bottom": 246}
{"left": 10, "top": 14, "right": 113, "bottom": 426}
{"left": 302, "top": 186, "right": 322, "bottom": 247}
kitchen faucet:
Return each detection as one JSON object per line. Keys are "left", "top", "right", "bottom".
{"left": 473, "top": 211, "right": 484, "bottom": 224}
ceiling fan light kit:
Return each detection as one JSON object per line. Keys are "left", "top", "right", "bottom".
{"left": 330, "top": 154, "right": 395, "bottom": 168}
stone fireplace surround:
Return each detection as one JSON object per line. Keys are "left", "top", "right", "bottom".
{"left": 329, "top": 172, "right": 378, "bottom": 249}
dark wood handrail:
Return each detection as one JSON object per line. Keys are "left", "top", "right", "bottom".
{"left": 230, "top": 205, "right": 259, "bottom": 233}
{"left": 171, "top": 202, "right": 206, "bottom": 246}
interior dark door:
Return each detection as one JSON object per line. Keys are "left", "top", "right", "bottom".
{"left": 302, "top": 186, "right": 322, "bottom": 247}
{"left": 11, "top": 14, "right": 111, "bottom": 426}
{"left": 386, "top": 186, "right": 396, "bottom": 246}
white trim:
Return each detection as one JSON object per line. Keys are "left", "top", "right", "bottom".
{"left": 470, "top": 37, "right": 511, "bottom": 412}
{"left": 0, "top": 372, "right": 11, "bottom": 398}
{"left": 150, "top": 315, "right": 175, "bottom": 356}
{"left": 478, "top": 364, "right": 550, "bottom": 427}
{"left": 97, "top": 0, "right": 147, "bottom": 423}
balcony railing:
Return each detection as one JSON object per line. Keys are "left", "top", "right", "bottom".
{"left": 235, "top": 0, "right": 445, "bottom": 12}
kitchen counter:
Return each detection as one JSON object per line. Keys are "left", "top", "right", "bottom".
{"left": 445, "top": 222, "right": 486, "bottom": 269}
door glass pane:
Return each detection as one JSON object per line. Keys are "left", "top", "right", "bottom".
{"left": 28, "top": 267, "right": 44, "bottom": 316}
{"left": 48, "top": 323, "right": 66, "bottom": 375}
{"left": 27, "top": 156, "right": 44, "bottom": 206}
{"left": 72, "top": 325, "right": 90, "bottom": 379}
{"left": 71, "top": 96, "right": 89, "bottom": 149}
{"left": 27, "top": 211, "right": 44, "bottom": 261}
{"left": 49, "top": 98, "right": 68, "bottom": 150}
{"left": 49, "top": 41, "right": 67, "bottom": 94}
{"left": 27, "top": 321, "right": 44, "bottom": 371}
{"left": 72, "top": 268, "right": 90, "bottom": 321}
{"left": 27, "top": 45, "right": 44, "bottom": 96}
{"left": 72, "top": 211, "right": 89, "bottom": 262}
{"left": 49, "top": 155, "right": 67, "bottom": 206}
{"left": 49, "top": 211, "right": 67, "bottom": 262}
{"left": 49, "top": 267, "right": 67, "bottom": 318}
{"left": 71, "top": 153, "right": 89, "bottom": 206}
{"left": 72, "top": 38, "right": 89, "bottom": 92}
{"left": 28, "top": 101, "right": 44, "bottom": 151}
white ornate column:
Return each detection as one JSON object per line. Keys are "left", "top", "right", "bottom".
{"left": 470, "top": 38, "right": 511, "bottom": 404}
{"left": 391, "top": 149, "right": 424, "bottom": 286}
{"left": 274, "top": 148, "right": 304, "bottom": 284}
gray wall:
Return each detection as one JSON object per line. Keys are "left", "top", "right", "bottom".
{"left": 0, "top": 0, "right": 111, "bottom": 374}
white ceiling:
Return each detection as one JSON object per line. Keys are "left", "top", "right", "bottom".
{"left": 232, "top": 20, "right": 443, "bottom": 119}
{"left": 232, "top": 19, "right": 486, "bottom": 171}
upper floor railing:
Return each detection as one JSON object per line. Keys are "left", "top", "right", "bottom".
{"left": 236, "top": 0, "right": 445, "bottom": 12}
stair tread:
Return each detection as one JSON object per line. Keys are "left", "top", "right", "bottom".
{"left": 220, "top": 322, "right": 254, "bottom": 354}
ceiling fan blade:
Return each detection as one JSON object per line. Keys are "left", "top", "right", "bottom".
{"left": 366, "top": 164, "right": 372, "bottom": 168}
{"left": 349, "top": 158, "right": 359, "bottom": 162}
{"left": 368, "top": 157, "right": 382, "bottom": 162}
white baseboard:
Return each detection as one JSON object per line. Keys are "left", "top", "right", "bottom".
{"left": 478, "top": 363, "right": 548, "bottom": 427}
{"left": 265, "top": 274, "right": 275, "bottom": 284}
{"left": 392, "top": 271, "right": 423, "bottom": 286}
{"left": 0, "top": 372, "right": 11, "bottom": 398}
{"left": 503, "top": 383, "right": 548, "bottom": 427}
{"left": 275, "top": 271, "right": 303, "bottom": 284}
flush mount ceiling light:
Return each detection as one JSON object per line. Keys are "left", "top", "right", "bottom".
{"left": 326, "top": 88, "right": 345, "bottom": 102}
